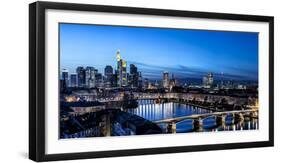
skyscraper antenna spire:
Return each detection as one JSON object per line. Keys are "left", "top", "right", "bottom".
{"left": 116, "top": 49, "right": 121, "bottom": 61}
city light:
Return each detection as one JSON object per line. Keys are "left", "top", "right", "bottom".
{"left": 60, "top": 50, "right": 259, "bottom": 139}
{"left": 59, "top": 24, "right": 259, "bottom": 139}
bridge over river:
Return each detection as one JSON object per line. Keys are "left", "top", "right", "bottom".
{"left": 64, "top": 91, "right": 258, "bottom": 134}
{"left": 153, "top": 109, "right": 258, "bottom": 133}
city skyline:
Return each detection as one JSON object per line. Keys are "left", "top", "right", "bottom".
{"left": 60, "top": 23, "right": 258, "bottom": 81}
{"left": 59, "top": 23, "right": 260, "bottom": 139}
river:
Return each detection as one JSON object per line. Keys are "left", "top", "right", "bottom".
{"left": 125, "top": 99, "right": 258, "bottom": 133}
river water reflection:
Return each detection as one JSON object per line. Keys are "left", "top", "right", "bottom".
{"left": 125, "top": 99, "right": 258, "bottom": 133}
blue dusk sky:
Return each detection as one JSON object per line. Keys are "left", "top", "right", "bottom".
{"left": 60, "top": 23, "right": 258, "bottom": 81}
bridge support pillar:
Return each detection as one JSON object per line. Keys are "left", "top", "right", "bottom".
{"left": 193, "top": 118, "right": 203, "bottom": 132}
{"left": 216, "top": 114, "right": 226, "bottom": 126}
{"left": 231, "top": 113, "right": 235, "bottom": 124}
{"left": 235, "top": 113, "right": 244, "bottom": 122}
{"left": 167, "top": 122, "right": 177, "bottom": 134}
{"left": 105, "top": 114, "right": 111, "bottom": 136}
{"left": 250, "top": 111, "right": 258, "bottom": 119}
{"left": 100, "top": 113, "right": 111, "bottom": 137}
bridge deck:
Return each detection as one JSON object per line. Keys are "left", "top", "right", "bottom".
{"left": 153, "top": 109, "right": 258, "bottom": 124}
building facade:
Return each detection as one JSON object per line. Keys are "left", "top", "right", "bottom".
{"left": 203, "top": 72, "right": 214, "bottom": 88}
{"left": 85, "top": 66, "right": 96, "bottom": 88}
{"left": 129, "top": 64, "right": 138, "bottom": 88}
{"left": 70, "top": 73, "right": 78, "bottom": 87}
{"left": 104, "top": 65, "right": 113, "bottom": 88}
{"left": 163, "top": 71, "right": 169, "bottom": 88}
{"left": 76, "top": 67, "right": 86, "bottom": 87}
{"left": 116, "top": 50, "right": 127, "bottom": 87}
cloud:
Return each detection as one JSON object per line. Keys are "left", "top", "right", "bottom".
{"left": 128, "top": 61, "right": 257, "bottom": 81}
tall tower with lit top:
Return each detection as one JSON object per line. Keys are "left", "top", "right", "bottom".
{"left": 116, "top": 49, "right": 121, "bottom": 61}
{"left": 116, "top": 50, "right": 127, "bottom": 87}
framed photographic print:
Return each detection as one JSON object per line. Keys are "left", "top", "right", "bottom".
{"left": 29, "top": 1, "right": 274, "bottom": 162}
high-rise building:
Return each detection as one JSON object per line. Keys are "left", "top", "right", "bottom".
{"left": 163, "top": 71, "right": 169, "bottom": 88}
{"left": 61, "top": 69, "right": 69, "bottom": 87}
{"left": 70, "top": 73, "right": 78, "bottom": 87}
{"left": 116, "top": 50, "right": 127, "bottom": 87}
{"left": 104, "top": 65, "right": 113, "bottom": 76}
{"left": 60, "top": 79, "right": 65, "bottom": 92}
{"left": 203, "top": 72, "right": 214, "bottom": 88}
{"left": 130, "top": 64, "right": 137, "bottom": 74}
{"left": 208, "top": 73, "right": 214, "bottom": 86}
{"left": 220, "top": 72, "right": 224, "bottom": 89}
{"left": 76, "top": 67, "right": 86, "bottom": 87}
{"left": 95, "top": 73, "right": 103, "bottom": 88}
{"left": 144, "top": 78, "right": 149, "bottom": 89}
{"left": 85, "top": 66, "right": 96, "bottom": 88}
{"left": 170, "top": 73, "right": 176, "bottom": 87}
{"left": 61, "top": 68, "right": 69, "bottom": 89}
{"left": 202, "top": 76, "right": 208, "bottom": 86}
{"left": 155, "top": 80, "right": 159, "bottom": 88}
{"left": 138, "top": 72, "right": 143, "bottom": 88}
{"left": 104, "top": 65, "right": 113, "bottom": 88}
{"left": 129, "top": 64, "right": 138, "bottom": 88}
{"left": 112, "top": 72, "right": 118, "bottom": 88}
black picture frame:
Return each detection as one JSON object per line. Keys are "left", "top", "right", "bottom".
{"left": 29, "top": 1, "right": 274, "bottom": 162}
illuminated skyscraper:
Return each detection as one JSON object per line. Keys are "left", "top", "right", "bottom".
{"left": 116, "top": 50, "right": 127, "bottom": 87}
{"left": 116, "top": 49, "right": 121, "bottom": 61}
{"left": 163, "top": 71, "right": 169, "bottom": 88}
